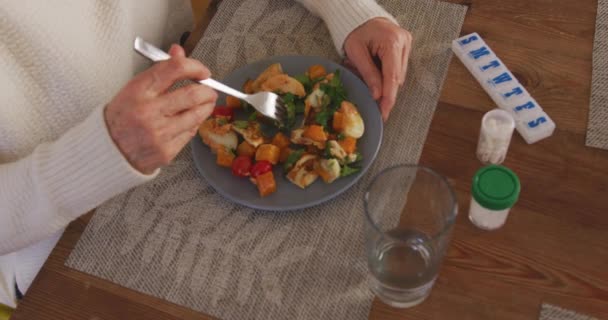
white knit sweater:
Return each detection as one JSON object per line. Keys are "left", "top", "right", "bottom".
{"left": 0, "top": 0, "right": 395, "bottom": 308}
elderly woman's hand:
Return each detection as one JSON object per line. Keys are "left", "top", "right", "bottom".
{"left": 344, "top": 18, "right": 412, "bottom": 121}
{"left": 104, "top": 45, "right": 217, "bottom": 174}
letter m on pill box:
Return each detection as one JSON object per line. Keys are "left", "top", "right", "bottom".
{"left": 451, "top": 32, "right": 556, "bottom": 144}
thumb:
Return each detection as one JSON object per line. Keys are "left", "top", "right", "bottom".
{"left": 168, "top": 44, "right": 186, "bottom": 58}
{"left": 345, "top": 42, "right": 383, "bottom": 100}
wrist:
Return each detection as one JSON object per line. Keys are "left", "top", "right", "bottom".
{"left": 317, "top": 0, "right": 398, "bottom": 55}
{"left": 103, "top": 104, "right": 159, "bottom": 175}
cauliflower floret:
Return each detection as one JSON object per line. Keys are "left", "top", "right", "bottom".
{"left": 232, "top": 122, "right": 264, "bottom": 147}
{"left": 327, "top": 140, "right": 347, "bottom": 162}
{"left": 305, "top": 88, "right": 326, "bottom": 112}
{"left": 198, "top": 118, "right": 238, "bottom": 153}
{"left": 312, "top": 73, "right": 334, "bottom": 90}
{"left": 287, "top": 154, "right": 319, "bottom": 188}
{"left": 326, "top": 140, "right": 359, "bottom": 165}
{"left": 315, "top": 158, "right": 340, "bottom": 183}
{"left": 345, "top": 153, "right": 359, "bottom": 164}
{"left": 340, "top": 101, "right": 365, "bottom": 139}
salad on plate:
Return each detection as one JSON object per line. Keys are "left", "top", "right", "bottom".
{"left": 198, "top": 63, "right": 365, "bottom": 197}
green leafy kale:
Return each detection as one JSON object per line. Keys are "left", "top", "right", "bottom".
{"left": 311, "top": 76, "right": 326, "bottom": 85}
{"left": 282, "top": 92, "right": 295, "bottom": 104}
{"left": 241, "top": 100, "right": 250, "bottom": 111}
{"left": 284, "top": 149, "right": 305, "bottom": 172}
{"left": 233, "top": 120, "right": 249, "bottom": 129}
{"left": 286, "top": 100, "right": 296, "bottom": 129}
{"left": 315, "top": 109, "right": 331, "bottom": 129}
{"left": 340, "top": 164, "right": 361, "bottom": 177}
{"left": 321, "top": 94, "right": 331, "bottom": 108}
{"left": 295, "top": 100, "right": 305, "bottom": 114}
{"left": 330, "top": 69, "right": 342, "bottom": 86}
{"left": 324, "top": 141, "right": 333, "bottom": 159}
{"left": 279, "top": 93, "right": 299, "bottom": 130}
{"left": 294, "top": 74, "right": 311, "bottom": 92}
{"left": 315, "top": 69, "right": 347, "bottom": 129}
{"left": 320, "top": 71, "right": 346, "bottom": 110}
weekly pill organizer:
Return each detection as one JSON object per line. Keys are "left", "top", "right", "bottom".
{"left": 452, "top": 33, "right": 556, "bottom": 144}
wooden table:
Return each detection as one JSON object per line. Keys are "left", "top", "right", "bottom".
{"left": 11, "top": 0, "right": 608, "bottom": 319}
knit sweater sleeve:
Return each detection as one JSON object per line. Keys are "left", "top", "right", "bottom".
{"left": 295, "top": 0, "right": 398, "bottom": 55}
{"left": 0, "top": 105, "right": 158, "bottom": 255}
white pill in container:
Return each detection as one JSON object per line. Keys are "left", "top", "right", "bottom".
{"left": 469, "top": 165, "right": 521, "bottom": 230}
{"left": 477, "top": 109, "right": 515, "bottom": 165}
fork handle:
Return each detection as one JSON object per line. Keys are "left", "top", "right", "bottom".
{"left": 198, "top": 79, "right": 247, "bottom": 100}
{"left": 133, "top": 37, "right": 248, "bottom": 100}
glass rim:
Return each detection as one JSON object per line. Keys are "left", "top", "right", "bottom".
{"left": 364, "top": 164, "right": 458, "bottom": 243}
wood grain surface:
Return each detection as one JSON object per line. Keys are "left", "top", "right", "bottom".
{"left": 11, "top": 0, "right": 608, "bottom": 319}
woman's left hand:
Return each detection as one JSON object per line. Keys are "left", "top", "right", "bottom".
{"left": 343, "top": 18, "right": 412, "bottom": 121}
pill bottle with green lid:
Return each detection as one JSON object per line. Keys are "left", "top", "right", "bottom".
{"left": 469, "top": 165, "right": 521, "bottom": 230}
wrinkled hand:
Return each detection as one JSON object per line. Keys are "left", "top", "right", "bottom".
{"left": 105, "top": 45, "right": 217, "bottom": 174}
{"left": 344, "top": 18, "right": 412, "bottom": 121}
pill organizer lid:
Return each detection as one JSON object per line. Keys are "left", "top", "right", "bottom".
{"left": 472, "top": 165, "right": 520, "bottom": 210}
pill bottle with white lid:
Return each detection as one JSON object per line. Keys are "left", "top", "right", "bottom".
{"left": 477, "top": 109, "right": 515, "bottom": 165}
{"left": 469, "top": 165, "right": 520, "bottom": 230}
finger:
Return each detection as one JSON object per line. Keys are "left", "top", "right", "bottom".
{"left": 167, "top": 101, "right": 215, "bottom": 138}
{"left": 345, "top": 42, "right": 383, "bottom": 100}
{"left": 156, "top": 83, "right": 218, "bottom": 115}
{"left": 139, "top": 56, "right": 211, "bottom": 95}
{"left": 400, "top": 46, "right": 409, "bottom": 85}
{"left": 400, "top": 38, "right": 412, "bottom": 85}
{"left": 379, "top": 44, "right": 402, "bottom": 121}
{"left": 342, "top": 57, "right": 362, "bottom": 78}
{"left": 168, "top": 44, "right": 186, "bottom": 58}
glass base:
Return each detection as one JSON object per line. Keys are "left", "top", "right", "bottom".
{"left": 369, "top": 275, "right": 435, "bottom": 308}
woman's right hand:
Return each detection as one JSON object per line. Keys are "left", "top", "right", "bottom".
{"left": 104, "top": 45, "right": 217, "bottom": 174}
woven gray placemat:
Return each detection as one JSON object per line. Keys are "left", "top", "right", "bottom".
{"left": 539, "top": 303, "right": 598, "bottom": 320}
{"left": 66, "top": 1, "right": 466, "bottom": 319}
{"left": 588, "top": 0, "right": 608, "bottom": 150}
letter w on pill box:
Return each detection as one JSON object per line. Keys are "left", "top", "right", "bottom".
{"left": 452, "top": 33, "right": 556, "bottom": 144}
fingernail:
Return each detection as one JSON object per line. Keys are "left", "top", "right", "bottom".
{"left": 382, "top": 110, "right": 390, "bottom": 122}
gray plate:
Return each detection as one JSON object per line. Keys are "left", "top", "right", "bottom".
{"left": 191, "top": 56, "right": 383, "bottom": 211}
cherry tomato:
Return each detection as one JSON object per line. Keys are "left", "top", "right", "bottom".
{"left": 212, "top": 106, "right": 234, "bottom": 121}
{"left": 231, "top": 156, "right": 252, "bottom": 177}
{"left": 250, "top": 161, "right": 272, "bottom": 178}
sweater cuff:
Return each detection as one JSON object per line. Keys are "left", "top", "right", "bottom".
{"left": 34, "top": 105, "right": 159, "bottom": 223}
{"left": 318, "top": 0, "right": 399, "bottom": 55}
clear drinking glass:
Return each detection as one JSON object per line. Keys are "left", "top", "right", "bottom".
{"left": 364, "top": 165, "right": 458, "bottom": 308}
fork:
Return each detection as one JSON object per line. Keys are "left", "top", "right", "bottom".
{"left": 133, "top": 37, "right": 287, "bottom": 124}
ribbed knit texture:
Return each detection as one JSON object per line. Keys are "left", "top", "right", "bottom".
{"left": 0, "top": 0, "right": 193, "bottom": 305}
{"left": 0, "top": 105, "right": 160, "bottom": 254}
{"left": 0, "top": 0, "right": 393, "bottom": 306}
{"left": 0, "top": 254, "right": 15, "bottom": 308}
{"left": 296, "top": 0, "right": 398, "bottom": 55}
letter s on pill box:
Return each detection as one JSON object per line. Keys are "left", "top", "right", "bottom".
{"left": 452, "top": 33, "right": 556, "bottom": 144}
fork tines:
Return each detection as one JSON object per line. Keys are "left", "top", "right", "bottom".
{"left": 275, "top": 96, "right": 288, "bottom": 124}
